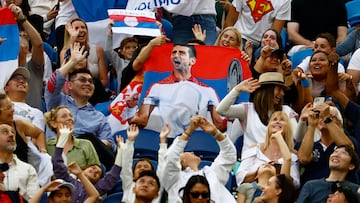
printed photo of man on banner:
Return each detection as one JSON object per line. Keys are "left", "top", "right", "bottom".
{"left": 108, "top": 43, "right": 251, "bottom": 137}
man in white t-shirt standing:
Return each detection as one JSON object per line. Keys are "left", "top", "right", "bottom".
{"left": 224, "top": 0, "right": 291, "bottom": 47}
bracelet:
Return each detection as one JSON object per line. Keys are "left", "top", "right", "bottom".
{"left": 17, "top": 16, "right": 27, "bottom": 25}
{"left": 182, "top": 132, "right": 190, "bottom": 138}
{"left": 301, "top": 78, "right": 310, "bottom": 87}
{"left": 213, "top": 130, "right": 222, "bottom": 139}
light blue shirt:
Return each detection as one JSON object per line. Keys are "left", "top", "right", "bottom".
{"left": 45, "top": 69, "right": 115, "bottom": 151}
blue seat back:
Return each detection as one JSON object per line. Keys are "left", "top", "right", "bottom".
{"left": 114, "top": 128, "right": 160, "bottom": 160}
{"left": 103, "top": 192, "right": 123, "bottom": 203}
{"left": 290, "top": 48, "right": 313, "bottom": 69}
{"left": 184, "top": 131, "right": 220, "bottom": 161}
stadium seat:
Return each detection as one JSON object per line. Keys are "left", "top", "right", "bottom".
{"left": 184, "top": 131, "right": 220, "bottom": 161}
{"left": 42, "top": 41, "right": 59, "bottom": 70}
{"left": 290, "top": 48, "right": 313, "bottom": 69}
{"left": 280, "top": 28, "right": 288, "bottom": 50}
{"left": 107, "top": 178, "right": 123, "bottom": 195}
{"left": 114, "top": 128, "right": 160, "bottom": 161}
{"left": 103, "top": 192, "right": 123, "bottom": 203}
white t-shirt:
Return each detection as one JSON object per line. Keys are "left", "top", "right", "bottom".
{"left": 126, "top": 0, "right": 216, "bottom": 16}
{"left": 233, "top": 0, "right": 291, "bottom": 43}
{"left": 55, "top": 0, "right": 78, "bottom": 29}
{"left": 28, "top": 0, "right": 57, "bottom": 34}
{"left": 347, "top": 48, "right": 360, "bottom": 90}
{"left": 348, "top": 48, "right": 360, "bottom": 72}
{"left": 145, "top": 81, "right": 220, "bottom": 138}
{"left": 13, "top": 102, "right": 45, "bottom": 131}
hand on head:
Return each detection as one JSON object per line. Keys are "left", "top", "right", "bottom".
{"left": 234, "top": 77, "right": 260, "bottom": 93}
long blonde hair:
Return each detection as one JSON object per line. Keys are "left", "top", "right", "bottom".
{"left": 214, "top": 26, "right": 242, "bottom": 50}
{"left": 263, "top": 111, "right": 294, "bottom": 152}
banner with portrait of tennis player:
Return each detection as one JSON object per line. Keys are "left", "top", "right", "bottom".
{"left": 108, "top": 43, "right": 251, "bottom": 135}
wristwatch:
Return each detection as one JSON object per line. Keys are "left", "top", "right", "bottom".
{"left": 324, "top": 117, "right": 333, "bottom": 124}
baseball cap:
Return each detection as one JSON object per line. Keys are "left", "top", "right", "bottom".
{"left": 48, "top": 179, "right": 75, "bottom": 197}
{"left": 254, "top": 46, "right": 285, "bottom": 61}
{"left": 10, "top": 67, "right": 30, "bottom": 79}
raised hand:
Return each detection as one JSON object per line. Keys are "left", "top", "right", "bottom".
{"left": 148, "top": 35, "right": 169, "bottom": 47}
{"left": 116, "top": 136, "right": 124, "bottom": 149}
{"left": 68, "top": 161, "right": 82, "bottom": 176}
{"left": 197, "top": 116, "right": 217, "bottom": 135}
{"left": 56, "top": 124, "right": 72, "bottom": 148}
{"left": 234, "top": 77, "right": 260, "bottom": 93}
{"left": 126, "top": 124, "right": 139, "bottom": 141}
{"left": 9, "top": 4, "right": 25, "bottom": 20}
{"left": 66, "top": 21, "right": 80, "bottom": 41}
{"left": 160, "top": 123, "right": 171, "bottom": 143}
{"left": 192, "top": 24, "right": 206, "bottom": 42}
{"left": 70, "top": 42, "right": 88, "bottom": 64}
{"left": 281, "top": 54, "right": 292, "bottom": 76}
{"left": 299, "top": 102, "right": 313, "bottom": 121}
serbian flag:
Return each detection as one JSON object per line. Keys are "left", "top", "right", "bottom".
{"left": 108, "top": 9, "right": 161, "bottom": 37}
{"left": 107, "top": 43, "right": 252, "bottom": 134}
{"left": 140, "top": 43, "right": 252, "bottom": 104}
{"left": 0, "top": 8, "right": 19, "bottom": 93}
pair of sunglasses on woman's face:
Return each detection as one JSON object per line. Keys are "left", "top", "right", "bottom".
{"left": 190, "top": 192, "right": 210, "bottom": 199}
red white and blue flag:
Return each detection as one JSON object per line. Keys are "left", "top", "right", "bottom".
{"left": 0, "top": 8, "right": 19, "bottom": 93}
{"left": 108, "top": 9, "right": 161, "bottom": 37}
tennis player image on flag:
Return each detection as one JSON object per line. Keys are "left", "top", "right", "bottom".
{"left": 0, "top": 7, "right": 20, "bottom": 93}
{"left": 108, "top": 43, "right": 251, "bottom": 136}
{"left": 108, "top": 9, "right": 161, "bottom": 37}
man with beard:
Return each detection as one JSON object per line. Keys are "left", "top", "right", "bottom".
{"left": 0, "top": 124, "right": 39, "bottom": 201}
{"left": 129, "top": 44, "right": 226, "bottom": 140}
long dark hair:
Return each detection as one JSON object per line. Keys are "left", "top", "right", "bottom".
{"left": 275, "top": 174, "right": 296, "bottom": 203}
{"left": 262, "top": 28, "right": 283, "bottom": 49}
{"left": 181, "top": 175, "right": 211, "bottom": 203}
{"left": 253, "top": 85, "right": 283, "bottom": 125}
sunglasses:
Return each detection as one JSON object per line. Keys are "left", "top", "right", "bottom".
{"left": 190, "top": 192, "right": 210, "bottom": 199}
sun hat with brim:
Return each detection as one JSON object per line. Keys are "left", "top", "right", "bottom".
{"left": 254, "top": 46, "right": 285, "bottom": 61}
{"left": 11, "top": 67, "right": 30, "bottom": 79}
{"left": 0, "top": 163, "right": 9, "bottom": 172}
{"left": 48, "top": 179, "right": 75, "bottom": 196}
{"left": 259, "top": 72, "right": 288, "bottom": 89}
